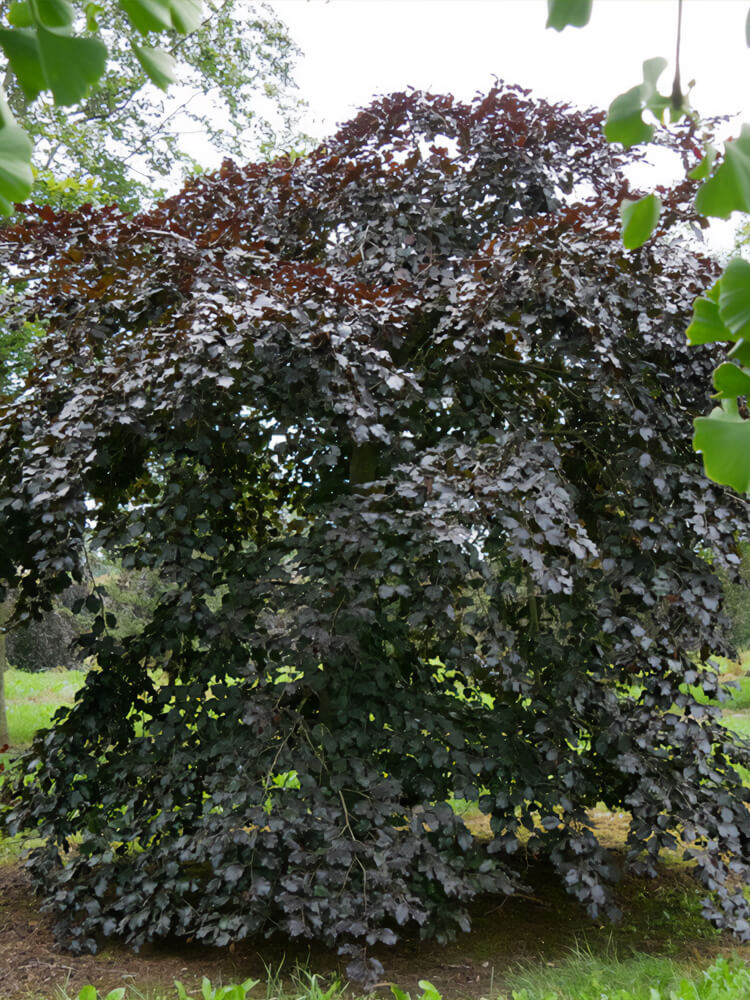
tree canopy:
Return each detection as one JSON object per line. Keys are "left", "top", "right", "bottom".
{"left": 0, "top": 0, "right": 208, "bottom": 211}
{"left": 1, "top": 86, "right": 749, "bottom": 986}
{"left": 0, "top": 0, "right": 304, "bottom": 212}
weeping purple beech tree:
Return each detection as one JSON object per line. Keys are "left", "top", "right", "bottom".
{"left": 1, "top": 86, "right": 749, "bottom": 984}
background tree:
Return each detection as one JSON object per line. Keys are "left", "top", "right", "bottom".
{"left": 1, "top": 87, "right": 749, "bottom": 986}
{"left": 0, "top": 0, "right": 208, "bottom": 211}
{"left": 1, "top": 0, "right": 306, "bottom": 212}
{"left": 0, "top": 310, "right": 40, "bottom": 396}
{"left": 1, "top": 556, "right": 169, "bottom": 672}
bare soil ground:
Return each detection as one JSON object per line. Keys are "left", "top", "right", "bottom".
{"left": 2, "top": 811, "right": 749, "bottom": 1000}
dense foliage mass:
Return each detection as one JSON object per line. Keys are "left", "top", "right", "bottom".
{"left": 1, "top": 87, "right": 750, "bottom": 984}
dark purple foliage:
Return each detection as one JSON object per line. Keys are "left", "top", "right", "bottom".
{"left": 1, "top": 86, "right": 749, "bottom": 984}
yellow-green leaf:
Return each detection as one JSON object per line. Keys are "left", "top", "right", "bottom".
{"left": 712, "top": 362, "right": 750, "bottom": 399}
{"left": 0, "top": 118, "right": 33, "bottom": 213}
{"left": 118, "top": 0, "right": 172, "bottom": 34}
{"left": 718, "top": 257, "right": 750, "bottom": 339}
{"left": 0, "top": 27, "right": 45, "bottom": 102}
{"left": 605, "top": 58, "right": 667, "bottom": 149}
{"left": 32, "top": 0, "right": 74, "bottom": 30}
{"left": 169, "top": 0, "right": 201, "bottom": 33}
{"left": 36, "top": 25, "right": 107, "bottom": 105}
{"left": 7, "top": 1, "right": 33, "bottom": 27}
{"left": 546, "top": 0, "right": 592, "bottom": 30}
{"left": 688, "top": 144, "right": 718, "bottom": 181}
{"left": 620, "top": 193, "right": 661, "bottom": 249}
{"left": 686, "top": 284, "right": 733, "bottom": 346}
{"left": 133, "top": 42, "right": 175, "bottom": 90}
{"left": 605, "top": 84, "right": 653, "bottom": 147}
{"left": 695, "top": 124, "right": 750, "bottom": 219}
{"left": 694, "top": 403, "right": 750, "bottom": 492}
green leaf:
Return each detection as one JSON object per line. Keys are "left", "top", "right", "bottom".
{"left": 695, "top": 123, "right": 750, "bottom": 218}
{"left": 688, "top": 144, "right": 717, "bottom": 181}
{"left": 119, "top": 0, "right": 201, "bottom": 34}
{"left": 605, "top": 84, "right": 653, "bottom": 147}
{"left": 545, "top": 0, "right": 592, "bottom": 30}
{"left": 36, "top": 25, "right": 107, "bottom": 105}
{"left": 694, "top": 403, "right": 750, "bottom": 492}
{"left": 729, "top": 338, "right": 750, "bottom": 366}
{"left": 0, "top": 28, "right": 45, "bottom": 102}
{"left": 718, "top": 257, "right": 750, "bottom": 339}
{"left": 712, "top": 362, "right": 750, "bottom": 399}
{"left": 77, "top": 988, "right": 98, "bottom": 1000}
{"left": 202, "top": 977, "right": 214, "bottom": 1000}
{"left": 0, "top": 118, "right": 33, "bottom": 213}
{"left": 103, "top": 990, "right": 126, "bottom": 1000}
{"left": 391, "top": 987, "right": 411, "bottom": 1000}
{"left": 620, "top": 193, "right": 661, "bottom": 249}
{"left": 133, "top": 42, "right": 176, "bottom": 89}
{"left": 169, "top": 0, "right": 202, "bottom": 33}
{"left": 84, "top": 2, "right": 105, "bottom": 31}
{"left": 418, "top": 981, "right": 442, "bottom": 1000}
{"left": 7, "top": 1, "right": 33, "bottom": 27}
{"left": 645, "top": 90, "right": 670, "bottom": 122}
{"left": 224, "top": 988, "right": 248, "bottom": 1000}
{"left": 118, "top": 0, "right": 172, "bottom": 34}
{"left": 604, "top": 58, "right": 668, "bottom": 148}
{"left": 686, "top": 284, "right": 733, "bottom": 345}
{"left": 32, "top": 0, "right": 74, "bottom": 30}
{"left": 641, "top": 56, "right": 668, "bottom": 95}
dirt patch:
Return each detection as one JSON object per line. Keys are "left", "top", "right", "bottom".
{"left": 0, "top": 829, "right": 747, "bottom": 1000}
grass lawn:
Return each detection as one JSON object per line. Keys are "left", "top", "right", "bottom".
{"left": 5, "top": 665, "right": 84, "bottom": 742}
{"left": 1, "top": 666, "right": 85, "bottom": 770}
{"left": 42, "top": 954, "right": 750, "bottom": 1000}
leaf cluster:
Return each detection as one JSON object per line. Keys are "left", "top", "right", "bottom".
{"left": 545, "top": 0, "right": 750, "bottom": 492}
{"left": 1, "top": 86, "right": 749, "bottom": 986}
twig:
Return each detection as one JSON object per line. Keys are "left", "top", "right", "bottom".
{"left": 671, "top": 0, "right": 684, "bottom": 111}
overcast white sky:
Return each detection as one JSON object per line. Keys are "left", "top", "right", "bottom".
{"left": 267, "top": 0, "right": 749, "bottom": 136}
{"left": 257, "top": 0, "right": 749, "bottom": 248}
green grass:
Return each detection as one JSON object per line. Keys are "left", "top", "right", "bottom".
{"left": 723, "top": 710, "right": 750, "bottom": 738}
{"left": 5, "top": 666, "right": 85, "bottom": 742}
{"left": 684, "top": 674, "right": 750, "bottom": 712}
{"left": 1, "top": 665, "right": 85, "bottom": 773}
{"left": 47, "top": 955, "right": 750, "bottom": 1000}
{"left": 713, "top": 674, "right": 750, "bottom": 711}
{"left": 54, "top": 967, "right": 346, "bottom": 1000}
{"left": 5, "top": 668, "right": 86, "bottom": 745}
{"left": 502, "top": 952, "right": 750, "bottom": 1000}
